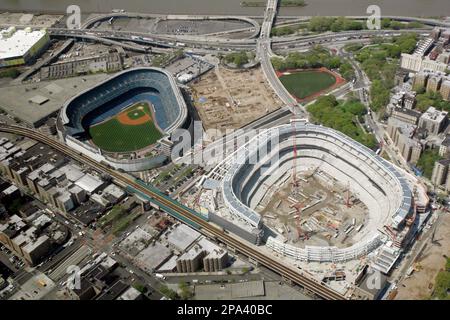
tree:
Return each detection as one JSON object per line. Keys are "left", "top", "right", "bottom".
{"left": 160, "top": 285, "right": 179, "bottom": 300}
{"left": 307, "top": 96, "right": 377, "bottom": 149}
{"left": 417, "top": 149, "right": 442, "bottom": 179}
{"left": 224, "top": 52, "right": 249, "bottom": 67}
{"left": 132, "top": 283, "right": 146, "bottom": 293}
{"left": 308, "top": 17, "right": 335, "bottom": 32}
{"left": 178, "top": 282, "right": 193, "bottom": 300}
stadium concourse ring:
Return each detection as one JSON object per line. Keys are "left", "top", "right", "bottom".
{"left": 218, "top": 120, "right": 413, "bottom": 262}
{"left": 58, "top": 67, "right": 188, "bottom": 172}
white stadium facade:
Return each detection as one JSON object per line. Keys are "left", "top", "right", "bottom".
{"left": 207, "top": 120, "right": 419, "bottom": 263}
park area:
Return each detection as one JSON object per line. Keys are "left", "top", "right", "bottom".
{"left": 278, "top": 68, "right": 342, "bottom": 101}
{"left": 89, "top": 102, "right": 162, "bottom": 153}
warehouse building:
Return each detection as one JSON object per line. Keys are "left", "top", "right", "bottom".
{"left": 0, "top": 27, "right": 50, "bottom": 68}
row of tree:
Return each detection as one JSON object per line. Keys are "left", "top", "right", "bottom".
{"left": 308, "top": 17, "right": 423, "bottom": 33}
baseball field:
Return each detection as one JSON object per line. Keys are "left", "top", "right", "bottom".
{"left": 89, "top": 102, "right": 162, "bottom": 153}
{"left": 279, "top": 69, "right": 338, "bottom": 100}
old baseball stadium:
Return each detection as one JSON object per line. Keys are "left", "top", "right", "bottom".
{"left": 58, "top": 67, "right": 188, "bottom": 171}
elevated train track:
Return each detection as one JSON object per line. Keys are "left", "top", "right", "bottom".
{"left": 0, "top": 123, "right": 345, "bottom": 300}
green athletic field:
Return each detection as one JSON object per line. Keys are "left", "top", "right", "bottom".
{"left": 279, "top": 71, "right": 336, "bottom": 99}
{"left": 89, "top": 102, "right": 162, "bottom": 153}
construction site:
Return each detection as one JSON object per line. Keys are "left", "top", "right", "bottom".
{"left": 257, "top": 168, "right": 369, "bottom": 249}
{"left": 190, "top": 66, "right": 283, "bottom": 138}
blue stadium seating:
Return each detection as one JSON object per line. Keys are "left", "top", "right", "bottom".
{"left": 63, "top": 69, "right": 182, "bottom": 136}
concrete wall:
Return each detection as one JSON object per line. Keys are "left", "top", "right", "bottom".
{"left": 208, "top": 211, "right": 261, "bottom": 245}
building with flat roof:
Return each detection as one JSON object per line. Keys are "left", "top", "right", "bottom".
{"left": 0, "top": 215, "right": 52, "bottom": 266}
{"left": 401, "top": 53, "right": 448, "bottom": 73}
{"left": 440, "top": 80, "right": 450, "bottom": 101}
{"left": 391, "top": 108, "right": 421, "bottom": 125}
{"left": 74, "top": 174, "right": 105, "bottom": 194}
{"left": 403, "top": 91, "right": 416, "bottom": 110}
{"left": 439, "top": 135, "right": 450, "bottom": 157}
{"left": 426, "top": 74, "right": 442, "bottom": 93}
{"left": 418, "top": 106, "right": 448, "bottom": 136}
{"left": 165, "top": 223, "right": 201, "bottom": 252}
{"left": 176, "top": 236, "right": 228, "bottom": 273}
{"left": 135, "top": 241, "right": 172, "bottom": 272}
{"left": 431, "top": 158, "right": 450, "bottom": 186}
{"left": 117, "top": 287, "right": 143, "bottom": 300}
{"left": 0, "top": 27, "right": 50, "bottom": 68}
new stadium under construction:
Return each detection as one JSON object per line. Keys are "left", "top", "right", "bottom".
{"left": 201, "top": 120, "right": 429, "bottom": 268}
{"left": 58, "top": 67, "right": 189, "bottom": 171}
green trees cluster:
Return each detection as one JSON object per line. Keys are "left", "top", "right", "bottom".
{"left": 307, "top": 96, "right": 377, "bottom": 149}
{"left": 381, "top": 18, "right": 424, "bottom": 30}
{"left": 354, "top": 33, "right": 418, "bottom": 111}
{"left": 413, "top": 89, "right": 450, "bottom": 113}
{"left": 308, "top": 17, "right": 364, "bottom": 32}
{"left": 179, "top": 282, "right": 194, "bottom": 300}
{"left": 271, "top": 47, "right": 354, "bottom": 80}
{"left": 160, "top": 285, "right": 179, "bottom": 300}
{"left": 308, "top": 17, "right": 422, "bottom": 32}
{"left": 0, "top": 68, "right": 20, "bottom": 79}
{"left": 272, "top": 18, "right": 422, "bottom": 37}
{"left": 431, "top": 258, "right": 450, "bottom": 300}
{"left": 271, "top": 26, "right": 296, "bottom": 36}
{"left": 417, "top": 149, "right": 442, "bottom": 179}
{"left": 224, "top": 51, "right": 249, "bottom": 67}
{"left": 338, "top": 61, "right": 355, "bottom": 81}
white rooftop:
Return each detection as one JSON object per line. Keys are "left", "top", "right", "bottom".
{"left": 166, "top": 223, "right": 201, "bottom": 252}
{"left": 75, "top": 174, "right": 104, "bottom": 194}
{"left": 0, "top": 27, "right": 47, "bottom": 60}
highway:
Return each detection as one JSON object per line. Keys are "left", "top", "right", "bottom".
{"left": 0, "top": 123, "right": 346, "bottom": 300}
{"left": 257, "top": 0, "right": 302, "bottom": 112}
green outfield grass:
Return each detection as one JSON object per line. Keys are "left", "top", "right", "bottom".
{"left": 279, "top": 71, "right": 336, "bottom": 99}
{"left": 89, "top": 102, "right": 162, "bottom": 153}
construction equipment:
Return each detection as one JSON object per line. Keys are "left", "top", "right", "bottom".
{"left": 344, "top": 181, "right": 351, "bottom": 208}
{"left": 293, "top": 202, "right": 309, "bottom": 240}
{"left": 291, "top": 119, "right": 299, "bottom": 189}
{"left": 406, "top": 202, "right": 417, "bottom": 227}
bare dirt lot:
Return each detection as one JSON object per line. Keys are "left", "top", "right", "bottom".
{"left": 395, "top": 212, "right": 450, "bottom": 300}
{"left": 190, "top": 66, "right": 283, "bottom": 138}
{"left": 258, "top": 171, "right": 368, "bottom": 248}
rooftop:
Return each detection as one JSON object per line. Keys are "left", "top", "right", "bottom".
{"left": 0, "top": 27, "right": 47, "bottom": 60}
{"left": 0, "top": 73, "right": 109, "bottom": 127}
{"left": 165, "top": 223, "right": 201, "bottom": 252}
{"left": 135, "top": 241, "right": 172, "bottom": 271}
{"left": 75, "top": 174, "right": 104, "bottom": 194}
{"left": 421, "top": 106, "right": 448, "bottom": 122}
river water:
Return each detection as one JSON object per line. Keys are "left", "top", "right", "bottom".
{"left": 0, "top": 0, "right": 450, "bottom": 16}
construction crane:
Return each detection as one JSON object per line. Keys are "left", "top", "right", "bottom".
{"left": 291, "top": 119, "right": 299, "bottom": 188}
{"left": 293, "top": 202, "right": 309, "bottom": 240}
{"left": 345, "top": 181, "right": 351, "bottom": 208}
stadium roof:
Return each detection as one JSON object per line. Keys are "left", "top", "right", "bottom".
{"left": 0, "top": 27, "right": 47, "bottom": 60}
